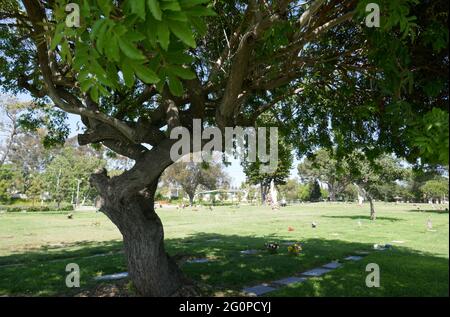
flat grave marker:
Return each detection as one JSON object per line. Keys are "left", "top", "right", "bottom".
{"left": 273, "top": 276, "right": 307, "bottom": 286}
{"left": 243, "top": 284, "right": 277, "bottom": 296}
{"left": 301, "top": 267, "right": 332, "bottom": 277}
{"left": 322, "top": 262, "right": 342, "bottom": 269}
{"left": 94, "top": 272, "right": 128, "bottom": 281}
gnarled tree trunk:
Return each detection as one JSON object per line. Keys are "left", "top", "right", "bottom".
{"left": 90, "top": 153, "right": 197, "bottom": 296}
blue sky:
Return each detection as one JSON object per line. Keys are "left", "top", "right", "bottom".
{"left": 65, "top": 114, "right": 301, "bottom": 186}
{"left": 2, "top": 93, "right": 300, "bottom": 186}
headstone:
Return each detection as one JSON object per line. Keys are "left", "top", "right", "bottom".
{"left": 269, "top": 180, "right": 279, "bottom": 210}
{"left": 358, "top": 194, "right": 364, "bottom": 206}
{"left": 243, "top": 284, "right": 277, "bottom": 296}
{"left": 273, "top": 277, "right": 307, "bottom": 286}
{"left": 344, "top": 255, "right": 363, "bottom": 261}
{"left": 281, "top": 241, "right": 297, "bottom": 245}
{"left": 186, "top": 258, "right": 210, "bottom": 264}
{"left": 94, "top": 272, "right": 128, "bottom": 281}
{"left": 240, "top": 249, "right": 259, "bottom": 255}
{"left": 427, "top": 218, "right": 433, "bottom": 230}
{"left": 301, "top": 267, "right": 332, "bottom": 277}
{"left": 322, "top": 262, "right": 342, "bottom": 269}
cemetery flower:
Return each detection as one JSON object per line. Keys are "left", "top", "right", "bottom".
{"left": 287, "top": 243, "right": 302, "bottom": 256}
{"left": 265, "top": 242, "right": 280, "bottom": 254}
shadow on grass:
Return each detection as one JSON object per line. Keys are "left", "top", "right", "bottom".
{"left": 0, "top": 233, "right": 448, "bottom": 296}
{"left": 321, "top": 215, "right": 402, "bottom": 222}
{"left": 0, "top": 240, "right": 123, "bottom": 267}
{"left": 407, "top": 209, "right": 449, "bottom": 215}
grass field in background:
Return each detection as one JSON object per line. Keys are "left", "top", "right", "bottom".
{"left": 0, "top": 202, "right": 448, "bottom": 296}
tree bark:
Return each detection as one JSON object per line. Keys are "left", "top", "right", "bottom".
{"left": 91, "top": 170, "right": 197, "bottom": 297}
{"left": 260, "top": 183, "right": 267, "bottom": 205}
{"left": 328, "top": 188, "right": 336, "bottom": 201}
{"left": 188, "top": 193, "right": 195, "bottom": 206}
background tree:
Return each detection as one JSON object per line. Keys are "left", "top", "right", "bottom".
{"left": 298, "top": 148, "right": 352, "bottom": 201}
{"left": 308, "top": 179, "right": 322, "bottom": 202}
{"left": 0, "top": 164, "right": 22, "bottom": 201}
{"left": 348, "top": 154, "right": 405, "bottom": 220}
{"left": 1, "top": 0, "right": 447, "bottom": 296}
{"left": 27, "top": 173, "right": 44, "bottom": 206}
{"left": 405, "top": 166, "right": 447, "bottom": 202}
{"left": 161, "top": 160, "right": 229, "bottom": 205}
{"left": 278, "top": 178, "right": 300, "bottom": 201}
{"left": 420, "top": 179, "right": 449, "bottom": 203}
{"left": 43, "top": 147, "right": 106, "bottom": 207}
{"left": 243, "top": 136, "right": 293, "bottom": 204}
{"left": 0, "top": 96, "right": 24, "bottom": 167}
{"left": 297, "top": 183, "right": 310, "bottom": 202}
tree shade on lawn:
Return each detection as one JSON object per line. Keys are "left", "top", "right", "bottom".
{"left": 0, "top": 204, "right": 448, "bottom": 297}
{"left": 0, "top": 0, "right": 448, "bottom": 296}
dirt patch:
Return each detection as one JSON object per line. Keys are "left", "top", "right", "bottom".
{"left": 75, "top": 280, "right": 134, "bottom": 297}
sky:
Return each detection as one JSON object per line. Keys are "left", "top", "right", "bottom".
{"left": 1, "top": 94, "right": 300, "bottom": 187}
{"left": 65, "top": 114, "right": 301, "bottom": 187}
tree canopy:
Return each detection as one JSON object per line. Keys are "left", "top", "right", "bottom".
{"left": 0, "top": 0, "right": 448, "bottom": 297}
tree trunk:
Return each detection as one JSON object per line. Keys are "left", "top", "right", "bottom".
{"left": 91, "top": 170, "right": 197, "bottom": 297}
{"left": 329, "top": 190, "right": 336, "bottom": 202}
{"left": 368, "top": 196, "right": 376, "bottom": 220}
{"left": 188, "top": 194, "right": 194, "bottom": 206}
{"left": 260, "top": 183, "right": 267, "bottom": 205}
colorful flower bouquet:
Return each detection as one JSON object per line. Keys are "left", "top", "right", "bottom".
{"left": 265, "top": 242, "right": 280, "bottom": 254}
{"left": 287, "top": 243, "right": 302, "bottom": 256}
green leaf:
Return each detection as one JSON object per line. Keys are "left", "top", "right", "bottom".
{"left": 130, "top": 0, "right": 146, "bottom": 20}
{"left": 155, "top": 70, "right": 167, "bottom": 93}
{"left": 147, "top": 0, "right": 163, "bottom": 21}
{"left": 89, "top": 86, "right": 99, "bottom": 102}
{"left": 132, "top": 63, "right": 160, "bottom": 84}
{"left": 157, "top": 21, "right": 170, "bottom": 50}
{"left": 104, "top": 35, "right": 120, "bottom": 62}
{"left": 118, "top": 38, "right": 146, "bottom": 60}
{"left": 168, "top": 21, "right": 196, "bottom": 48}
{"left": 160, "top": 0, "right": 181, "bottom": 11}
{"left": 179, "top": 0, "right": 210, "bottom": 8}
{"left": 167, "top": 65, "right": 196, "bottom": 80}
{"left": 168, "top": 74, "right": 183, "bottom": 96}
{"left": 166, "top": 10, "right": 188, "bottom": 22}
{"left": 97, "top": 0, "right": 113, "bottom": 16}
{"left": 191, "top": 18, "right": 207, "bottom": 36}
{"left": 121, "top": 61, "right": 135, "bottom": 87}
{"left": 50, "top": 24, "right": 65, "bottom": 50}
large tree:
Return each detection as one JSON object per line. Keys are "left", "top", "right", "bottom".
{"left": 420, "top": 178, "right": 449, "bottom": 203}
{"left": 1, "top": 0, "right": 447, "bottom": 296}
{"left": 43, "top": 146, "right": 106, "bottom": 207}
{"left": 0, "top": 96, "right": 24, "bottom": 167}
{"left": 298, "top": 148, "right": 352, "bottom": 201}
{"left": 161, "top": 160, "right": 229, "bottom": 205}
{"left": 242, "top": 135, "right": 293, "bottom": 204}
{"left": 348, "top": 153, "right": 405, "bottom": 220}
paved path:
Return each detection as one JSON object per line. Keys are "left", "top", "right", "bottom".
{"left": 242, "top": 251, "right": 373, "bottom": 296}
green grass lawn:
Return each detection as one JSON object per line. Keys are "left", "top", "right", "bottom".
{"left": 0, "top": 202, "right": 448, "bottom": 297}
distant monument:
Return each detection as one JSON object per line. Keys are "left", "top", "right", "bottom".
{"left": 427, "top": 218, "right": 433, "bottom": 231}
{"left": 269, "top": 180, "right": 279, "bottom": 210}
{"left": 358, "top": 193, "right": 364, "bottom": 206}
